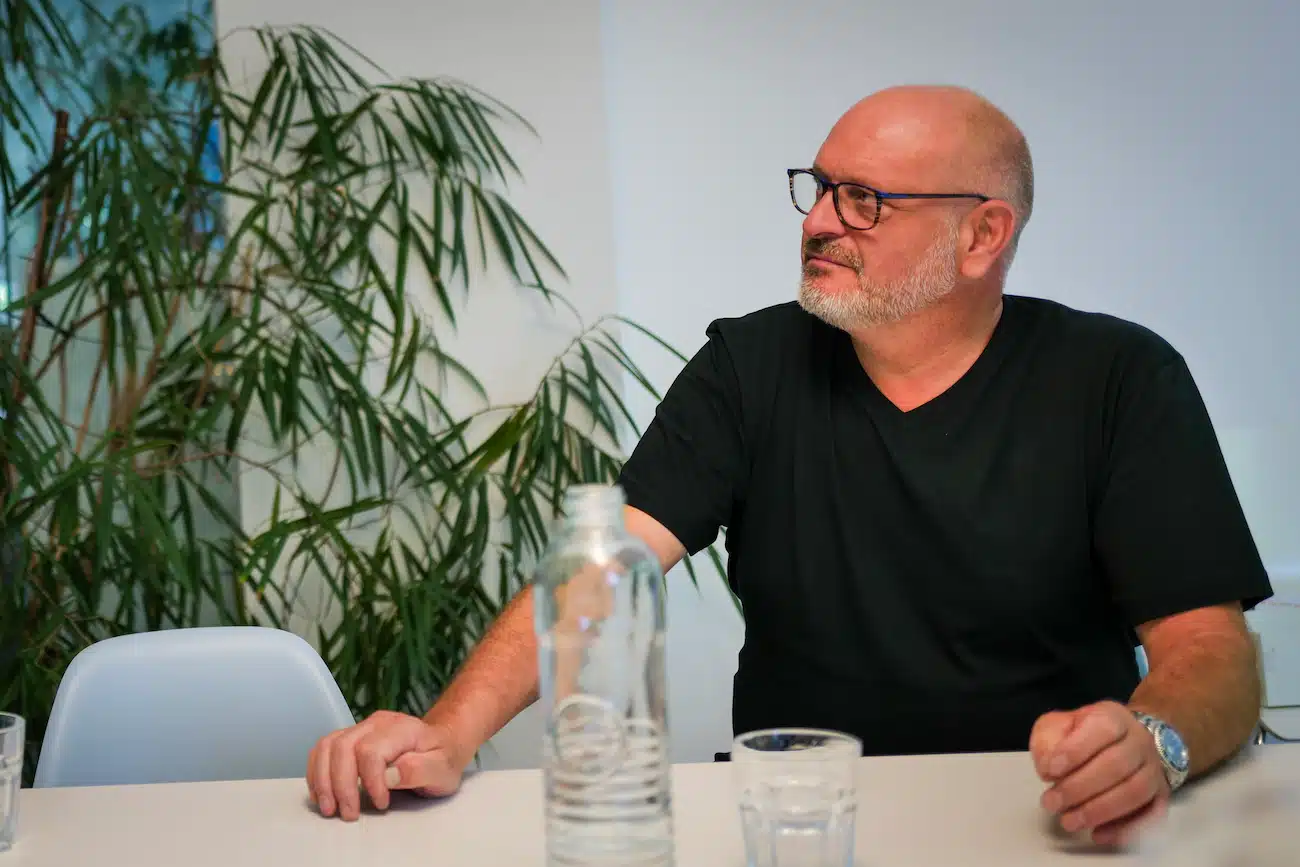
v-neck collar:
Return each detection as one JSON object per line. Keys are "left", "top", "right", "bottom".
{"left": 835, "top": 296, "right": 1026, "bottom": 426}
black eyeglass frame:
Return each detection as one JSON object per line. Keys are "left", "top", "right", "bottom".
{"left": 787, "top": 168, "right": 991, "bottom": 230}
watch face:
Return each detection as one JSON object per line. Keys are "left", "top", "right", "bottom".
{"left": 1157, "top": 725, "right": 1190, "bottom": 773}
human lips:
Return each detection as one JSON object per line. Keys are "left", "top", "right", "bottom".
{"left": 805, "top": 254, "right": 853, "bottom": 269}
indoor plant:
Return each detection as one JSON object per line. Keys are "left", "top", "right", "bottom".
{"left": 0, "top": 0, "right": 720, "bottom": 783}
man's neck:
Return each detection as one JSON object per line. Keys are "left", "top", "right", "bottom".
{"left": 848, "top": 292, "right": 1005, "bottom": 412}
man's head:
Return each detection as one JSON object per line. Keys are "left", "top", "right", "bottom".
{"left": 796, "top": 85, "right": 1033, "bottom": 332}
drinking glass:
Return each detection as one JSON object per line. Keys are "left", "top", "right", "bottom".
{"left": 0, "top": 713, "right": 23, "bottom": 853}
{"left": 732, "top": 728, "right": 861, "bottom": 867}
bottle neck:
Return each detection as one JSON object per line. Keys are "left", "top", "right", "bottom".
{"left": 560, "top": 484, "right": 626, "bottom": 533}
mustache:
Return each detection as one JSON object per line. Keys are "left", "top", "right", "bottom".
{"left": 802, "top": 238, "right": 861, "bottom": 270}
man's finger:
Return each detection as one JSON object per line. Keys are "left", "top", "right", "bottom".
{"left": 1090, "top": 793, "right": 1169, "bottom": 848}
{"left": 1029, "top": 711, "right": 1078, "bottom": 779}
{"left": 1041, "top": 738, "right": 1145, "bottom": 813}
{"left": 329, "top": 729, "right": 367, "bottom": 821}
{"left": 1043, "top": 706, "right": 1128, "bottom": 781}
{"left": 305, "top": 743, "right": 319, "bottom": 804}
{"left": 356, "top": 733, "right": 398, "bottom": 812}
{"left": 311, "top": 732, "right": 339, "bottom": 817}
{"left": 1059, "top": 763, "right": 1162, "bottom": 835}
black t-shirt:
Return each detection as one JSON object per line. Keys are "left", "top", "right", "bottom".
{"left": 618, "top": 294, "right": 1273, "bottom": 756}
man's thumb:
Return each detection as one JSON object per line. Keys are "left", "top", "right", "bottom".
{"left": 385, "top": 750, "right": 461, "bottom": 795}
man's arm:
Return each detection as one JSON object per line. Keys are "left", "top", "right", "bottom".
{"left": 424, "top": 505, "right": 688, "bottom": 760}
{"left": 420, "top": 584, "right": 542, "bottom": 765}
{"left": 626, "top": 505, "right": 689, "bottom": 573}
{"left": 1027, "top": 348, "right": 1273, "bottom": 846}
{"left": 310, "top": 317, "right": 743, "bottom": 819}
{"left": 307, "top": 505, "right": 685, "bottom": 820}
{"left": 1029, "top": 601, "right": 1261, "bottom": 846}
{"left": 1130, "top": 601, "right": 1260, "bottom": 776}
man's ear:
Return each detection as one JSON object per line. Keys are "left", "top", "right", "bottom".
{"left": 959, "top": 200, "right": 1017, "bottom": 279}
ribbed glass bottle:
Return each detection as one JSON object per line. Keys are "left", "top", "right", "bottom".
{"left": 533, "top": 484, "right": 674, "bottom": 867}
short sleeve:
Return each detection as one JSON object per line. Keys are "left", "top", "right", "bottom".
{"left": 1093, "top": 353, "right": 1273, "bottom": 626}
{"left": 618, "top": 323, "right": 748, "bottom": 555}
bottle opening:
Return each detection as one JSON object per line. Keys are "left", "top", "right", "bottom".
{"left": 562, "top": 483, "right": 626, "bottom": 526}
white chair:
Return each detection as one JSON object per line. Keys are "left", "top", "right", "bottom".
{"left": 34, "top": 626, "right": 355, "bottom": 787}
{"left": 1247, "top": 604, "right": 1300, "bottom": 744}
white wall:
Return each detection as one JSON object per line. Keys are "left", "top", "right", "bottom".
{"left": 602, "top": 0, "right": 1300, "bottom": 762}
{"left": 216, "top": 0, "right": 619, "bottom": 430}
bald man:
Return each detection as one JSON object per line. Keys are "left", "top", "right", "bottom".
{"left": 306, "top": 86, "right": 1271, "bottom": 848}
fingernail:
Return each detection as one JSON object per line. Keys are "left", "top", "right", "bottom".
{"left": 385, "top": 766, "right": 401, "bottom": 788}
{"left": 320, "top": 796, "right": 334, "bottom": 815}
{"left": 1061, "top": 811, "right": 1083, "bottom": 833}
{"left": 1048, "top": 755, "right": 1068, "bottom": 777}
{"left": 1041, "top": 791, "right": 1061, "bottom": 813}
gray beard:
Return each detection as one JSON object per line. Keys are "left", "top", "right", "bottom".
{"left": 796, "top": 226, "right": 960, "bottom": 331}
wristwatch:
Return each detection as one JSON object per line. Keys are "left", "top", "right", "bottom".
{"left": 1133, "top": 711, "right": 1190, "bottom": 792}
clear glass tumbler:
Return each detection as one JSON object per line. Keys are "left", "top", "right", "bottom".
{"left": 0, "top": 713, "right": 23, "bottom": 852}
{"left": 732, "top": 728, "right": 861, "bottom": 867}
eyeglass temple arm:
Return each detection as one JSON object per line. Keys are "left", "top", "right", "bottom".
{"left": 876, "top": 191, "right": 991, "bottom": 202}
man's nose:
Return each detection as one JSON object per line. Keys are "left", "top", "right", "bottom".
{"left": 801, "top": 189, "right": 846, "bottom": 239}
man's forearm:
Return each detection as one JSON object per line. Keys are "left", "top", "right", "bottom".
{"left": 422, "top": 586, "right": 539, "bottom": 767}
{"left": 1129, "top": 630, "right": 1260, "bottom": 778}
{"left": 418, "top": 507, "right": 684, "bottom": 769}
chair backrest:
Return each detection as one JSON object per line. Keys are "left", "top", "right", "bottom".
{"left": 1135, "top": 646, "right": 1149, "bottom": 678}
{"left": 34, "top": 626, "right": 355, "bottom": 787}
{"left": 1248, "top": 604, "right": 1300, "bottom": 711}
{"left": 1247, "top": 602, "right": 1300, "bottom": 742}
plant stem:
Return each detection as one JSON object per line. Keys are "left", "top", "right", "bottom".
{"left": 12, "top": 110, "right": 69, "bottom": 407}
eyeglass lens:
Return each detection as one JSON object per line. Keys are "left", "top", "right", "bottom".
{"left": 790, "top": 172, "right": 877, "bottom": 230}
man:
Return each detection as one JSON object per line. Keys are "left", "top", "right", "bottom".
{"left": 306, "top": 85, "right": 1272, "bottom": 847}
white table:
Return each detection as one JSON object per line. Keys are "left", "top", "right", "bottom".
{"left": 9, "top": 746, "right": 1300, "bottom": 866}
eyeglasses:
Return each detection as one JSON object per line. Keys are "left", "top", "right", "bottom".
{"left": 787, "top": 168, "right": 990, "bottom": 231}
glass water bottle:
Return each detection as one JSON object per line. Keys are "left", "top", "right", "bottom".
{"left": 533, "top": 483, "right": 675, "bottom": 867}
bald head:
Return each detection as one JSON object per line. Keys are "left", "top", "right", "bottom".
{"left": 829, "top": 85, "right": 1034, "bottom": 251}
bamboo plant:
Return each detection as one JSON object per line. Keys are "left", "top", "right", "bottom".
{"left": 0, "top": 0, "right": 718, "bottom": 783}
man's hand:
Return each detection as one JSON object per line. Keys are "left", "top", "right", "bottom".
{"left": 306, "top": 710, "right": 468, "bottom": 821}
{"left": 1029, "top": 701, "right": 1170, "bottom": 847}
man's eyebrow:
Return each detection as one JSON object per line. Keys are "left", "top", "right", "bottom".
{"left": 811, "top": 164, "right": 875, "bottom": 189}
